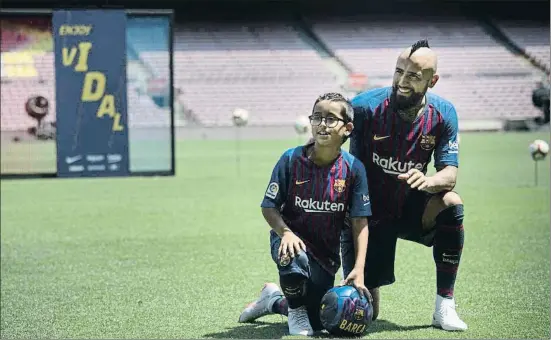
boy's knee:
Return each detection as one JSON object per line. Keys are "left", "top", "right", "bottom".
{"left": 278, "top": 250, "right": 310, "bottom": 276}
{"left": 278, "top": 251, "right": 311, "bottom": 308}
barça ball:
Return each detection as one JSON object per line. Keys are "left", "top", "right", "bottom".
{"left": 232, "top": 108, "right": 249, "bottom": 127}
{"left": 529, "top": 139, "right": 549, "bottom": 161}
{"left": 320, "top": 286, "right": 373, "bottom": 337}
{"left": 294, "top": 115, "right": 310, "bottom": 135}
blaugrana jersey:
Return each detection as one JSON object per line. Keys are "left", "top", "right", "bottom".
{"left": 350, "top": 86, "right": 459, "bottom": 221}
{"left": 261, "top": 144, "right": 372, "bottom": 275}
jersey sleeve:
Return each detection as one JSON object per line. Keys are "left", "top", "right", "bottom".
{"left": 434, "top": 105, "right": 459, "bottom": 168}
{"left": 349, "top": 105, "right": 368, "bottom": 159}
{"left": 348, "top": 161, "right": 372, "bottom": 217}
{"left": 260, "top": 151, "right": 291, "bottom": 209}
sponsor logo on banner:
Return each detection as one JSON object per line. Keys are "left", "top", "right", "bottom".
{"left": 53, "top": 10, "right": 129, "bottom": 177}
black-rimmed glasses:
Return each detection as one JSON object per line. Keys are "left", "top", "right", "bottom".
{"left": 308, "top": 115, "right": 347, "bottom": 128}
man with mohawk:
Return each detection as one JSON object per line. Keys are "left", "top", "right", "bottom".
{"left": 340, "top": 39, "right": 468, "bottom": 331}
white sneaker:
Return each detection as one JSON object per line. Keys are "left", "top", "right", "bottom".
{"left": 238, "top": 283, "right": 283, "bottom": 323}
{"left": 432, "top": 295, "right": 468, "bottom": 331}
{"left": 288, "top": 306, "right": 314, "bottom": 336}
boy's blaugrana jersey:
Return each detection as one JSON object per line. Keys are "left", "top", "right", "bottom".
{"left": 261, "top": 144, "right": 371, "bottom": 275}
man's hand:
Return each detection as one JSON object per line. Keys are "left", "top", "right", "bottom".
{"left": 398, "top": 169, "right": 436, "bottom": 192}
{"left": 279, "top": 231, "right": 306, "bottom": 258}
{"left": 342, "top": 268, "right": 372, "bottom": 303}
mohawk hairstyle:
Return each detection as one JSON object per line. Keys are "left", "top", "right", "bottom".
{"left": 409, "top": 39, "right": 431, "bottom": 57}
{"left": 312, "top": 92, "right": 354, "bottom": 122}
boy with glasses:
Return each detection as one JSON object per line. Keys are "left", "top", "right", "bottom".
{"left": 238, "top": 93, "right": 372, "bottom": 336}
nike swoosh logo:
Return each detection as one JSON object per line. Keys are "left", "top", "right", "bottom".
{"left": 443, "top": 253, "right": 458, "bottom": 257}
{"left": 65, "top": 155, "right": 82, "bottom": 164}
{"left": 363, "top": 202, "right": 370, "bottom": 206}
{"left": 295, "top": 180, "right": 310, "bottom": 185}
{"left": 373, "top": 135, "right": 390, "bottom": 141}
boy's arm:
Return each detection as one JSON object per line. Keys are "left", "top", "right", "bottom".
{"left": 342, "top": 160, "right": 372, "bottom": 298}
{"left": 350, "top": 217, "right": 369, "bottom": 274}
{"left": 260, "top": 150, "right": 305, "bottom": 258}
{"left": 261, "top": 207, "right": 292, "bottom": 238}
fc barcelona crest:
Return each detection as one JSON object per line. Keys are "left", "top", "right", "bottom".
{"left": 333, "top": 179, "right": 346, "bottom": 193}
{"left": 279, "top": 254, "right": 291, "bottom": 267}
{"left": 354, "top": 307, "right": 365, "bottom": 321}
{"left": 420, "top": 135, "right": 436, "bottom": 151}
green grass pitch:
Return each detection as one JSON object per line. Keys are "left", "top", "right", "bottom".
{"left": 1, "top": 131, "right": 549, "bottom": 339}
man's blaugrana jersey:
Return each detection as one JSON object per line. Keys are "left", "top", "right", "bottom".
{"left": 261, "top": 144, "right": 372, "bottom": 275}
{"left": 350, "top": 86, "right": 459, "bottom": 221}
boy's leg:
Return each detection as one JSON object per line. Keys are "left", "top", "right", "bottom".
{"left": 238, "top": 232, "right": 314, "bottom": 336}
{"left": 270, "top": 233, "right": 314, "bottom": 336}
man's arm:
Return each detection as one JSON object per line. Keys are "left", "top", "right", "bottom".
{"left": 423, "top": 165, "right": 457, "bottom": 193}
{"left": 401, "top": 104, "right": 460, "bottom": 193}
{"left": 349, "top": 106, "right": 368, "bottom": 159}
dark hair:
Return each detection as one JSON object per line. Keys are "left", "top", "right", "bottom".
{"left": 312, "top": 92, "right": 354, "bottom": 144}
{"left": 409, "top": 39, "right": 430, "bottom": 57}
{"left": 312, "top": 92, "right": 354, "bottom": 122}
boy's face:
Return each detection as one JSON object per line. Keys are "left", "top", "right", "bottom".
{"left": 310, "top": 100, "right": 353, "bottom": 147}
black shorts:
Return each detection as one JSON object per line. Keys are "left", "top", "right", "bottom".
{"left": 341, "top": 190, "right": 435, "bottom": 289}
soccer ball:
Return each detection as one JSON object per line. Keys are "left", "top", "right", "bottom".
{"left": 294, "top": 115, "right": 310, "bottom": 135}
{"left": 232, "top": 108, "right": 249, "bottom": 127}
{"left": 529, "top": 139, "right": 549, "bottom": 161}
{"left": 319, "top": 286, "right": 373, "bottom": 337}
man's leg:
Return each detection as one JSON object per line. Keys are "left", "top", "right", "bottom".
{"left": 340, "top": 221, "right": 398, "bottom": 321}
{"left": 401, "top": 190, "right": 467, "bottom": 331}
{"left": 304, "top": 257, "right": 335, "bottom": 332}
{"left": 422, "top": 192, "right": 465, "bottom": 300}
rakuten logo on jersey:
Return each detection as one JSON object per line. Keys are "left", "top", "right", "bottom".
{"left": 372, "top": 152, "right": 425, "bottom": 175}
{"left": 294, "top": 196, "right": 345, "bottom": 213}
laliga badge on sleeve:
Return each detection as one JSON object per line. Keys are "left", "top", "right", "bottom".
{"left": 265, "top": 182, "right": 279, "bottom": 199}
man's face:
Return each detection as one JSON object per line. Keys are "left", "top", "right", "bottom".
{"left": 310, "top": 100, "right": 352, "bottom": 147}
{"left": 391, "top": 57, "right": 433, "bottom": 110}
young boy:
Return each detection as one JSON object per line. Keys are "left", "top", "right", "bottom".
{"left": 238, "top": 93, "right": 372, "bottom": 336}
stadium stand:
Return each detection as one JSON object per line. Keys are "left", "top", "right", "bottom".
{"left": 1, "top": 16, "right": 548, "bottom": 130}
{"left": 169, "top": 23, "right": 339, "bottom": 126}
{"left": 310, "top": 16, "right": 545, "bottom": 121}
{"left": 496, "top": 20, "right": 550, "bottom": 70}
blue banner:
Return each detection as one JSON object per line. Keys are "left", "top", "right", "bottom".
{"left": 53, "top": 10, "right": 129, "bottom": 177}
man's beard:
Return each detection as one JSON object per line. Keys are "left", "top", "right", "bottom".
{"left": 390, "top": 85, "right": 428, "bottom": 111}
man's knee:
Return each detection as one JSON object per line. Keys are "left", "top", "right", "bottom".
{"left": 422, "top": 191, "right": 464, "bottom": 229}
{"left": 441, "top": 191, "right": 463, "bottom": 207}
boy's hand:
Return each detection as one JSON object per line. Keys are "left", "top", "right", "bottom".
{"left": 279, "top": 231, "right": 306, "bottom": 259}
{"left": 342, "top": 268, "right": 372, "bottom": 303}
